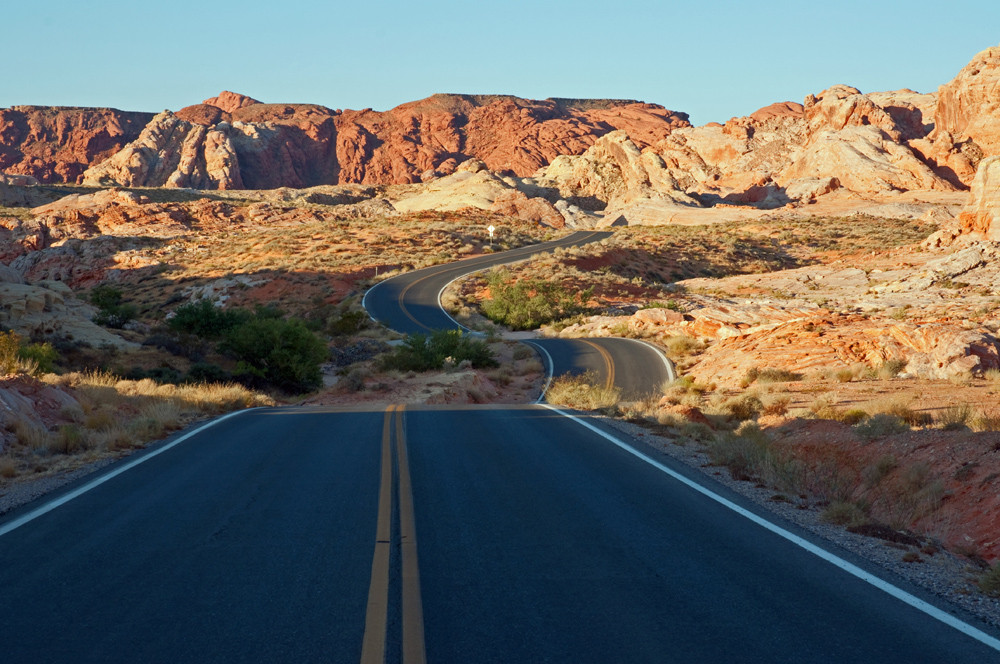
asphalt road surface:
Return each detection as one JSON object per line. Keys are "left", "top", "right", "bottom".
{"left": 527, "top": 337, "right": 676, "bottom": 399}
{"left": 2, "top": 406, "right": 997, "bottom": 662}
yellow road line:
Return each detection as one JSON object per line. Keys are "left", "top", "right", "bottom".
{"left": 581, "top": 339, "right": 615, "bottom": 391}
{"left": 360, "top": 405, "right": 396, "bottom": 664}
{"left": 395, "top": 405, "right": 427, "bottom": 664}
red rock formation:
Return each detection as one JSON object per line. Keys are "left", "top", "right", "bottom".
{"left": 332, "top": 95, "right": 690, "bottom": 185}
{"left": 203, "top": 91, "right": 261, "bottom": 114}
{"left": 175, "top": 104, "right": 231, "bottom": 125}
{"left": 916, "top": 44, "right": 1000, "bottom": 186}
{"left": 0, "top": 106, "right": 152, "bottom": 183}
{"left": 748, "top": 101, "right": 804, "bottom": 123}
{"left": 78, "top": 93, "right": 691, "bottom": 189}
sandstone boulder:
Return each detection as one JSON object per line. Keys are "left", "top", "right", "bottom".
{"left": 777, "top": 86, "right": 952, "bottom": 194}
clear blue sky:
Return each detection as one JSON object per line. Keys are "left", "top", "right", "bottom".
{"left": 5, "top": 1, "right": 999, "bottom": 125}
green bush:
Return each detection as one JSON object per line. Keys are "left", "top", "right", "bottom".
{"left": 18, "top": 341, "right": 58, "bottom": 374}
{"left": 482, "top": 269, "right": 592, "bottom": 330}
{"left": 90, "top": 285, "right": 137, "bottom": 329}
{"left": 220, "top": 317, "right": 328, "bottom": 392}
{"left": 379, "top": 329, "right": 498, "bottom": 372}
{"left": 327, "top": 310, "right": 369, "bottom": 336}
{"left": 168, "top": 299, "right": 253, "bottom": 339}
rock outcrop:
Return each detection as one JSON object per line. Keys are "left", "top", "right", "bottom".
{"left": 956, "top": 156, "right": 1000, "bottom": 241}
{"left": 535, "top": 130, "right": 701, "bottom": 224}
{"left": 78, "top": 93, "right": 691, "bottom": 190}
{"left": 83, "top": 112, "right": 243, "bottom": 189}
{"left": 0, "top": 106, "right": 152, "bottom": 183}
{"left": 777, "top": 86, "right": 952, "bottom": 194}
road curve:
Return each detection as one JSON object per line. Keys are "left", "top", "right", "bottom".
{"left": 363, "top": 230, "right": 611, "bottom": 335}
{"left": 361, "top": 229, "right": 675, "bottom": 396}
{"left": 526, "top": 337, "right": 676, "bottom": 399}
{"left": 2, "top": 405, "right": 997, "bottom": 662}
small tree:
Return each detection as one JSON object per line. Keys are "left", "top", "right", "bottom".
{"left": 220, "top": 317, "right": 328, "bottom": 393}
{"left": 168, "top": 299, "right": 252, "bottom": 339}
{"left": 90, "top": 285, "right": 137, "bottom": 329}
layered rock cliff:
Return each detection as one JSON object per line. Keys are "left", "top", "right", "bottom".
{"left": 0, "top": 106, "right": 153, "bottom": 183}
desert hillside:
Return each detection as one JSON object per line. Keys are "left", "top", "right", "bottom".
{"left": 3, "top": 42, "right": 1000, "bottom": 617}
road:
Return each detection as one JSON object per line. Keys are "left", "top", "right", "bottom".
{"left": 363, "top": 230, "right": 611, "bottom": 336}
{"left": 362, "top": 229, "right": 675, "bottom": 397}
{"left": 527, "top": 337, "right": 676, "bottom": 399}
{"left": 2, "top": 406, "right": 997, "bottom": 662}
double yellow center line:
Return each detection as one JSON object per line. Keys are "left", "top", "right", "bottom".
{"left": 581, "top": 339, "right": 616, "bottom": 391}
{"left": 361, "top": 404, "right": 426, "bottom": 664}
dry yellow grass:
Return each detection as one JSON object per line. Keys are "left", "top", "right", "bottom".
{"left": 545, "top": 372, "right": 621, "bottom": 412}
{"left": 0, "top": 373, "right": 274, "bottom": 482}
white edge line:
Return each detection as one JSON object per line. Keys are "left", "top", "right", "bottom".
{"left": 360, "top": 279, "right": 382, "bottom": 325}
{"left": 540, "top": 402, "right": 1000, "bottom": 653}
{"left": 631, "top": 338, "right": 677, "bottom": 383}
{"left": 0, "top": 408, "right": 259, "bottom": 539}
{"left": 436, "top": 271, "right": 478, "bottom": 335}
{"left": 522, "top": 340, "right": 555, "bottom": 404}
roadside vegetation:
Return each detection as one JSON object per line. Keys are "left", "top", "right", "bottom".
{"left": 0, "top": 330, "right": 273, "bottom": 482}
{"left": 377, "top": 330, "right": 497, "bottom": 372}
{"left": 481, "top": 268, "right": 593, "bottom": 330}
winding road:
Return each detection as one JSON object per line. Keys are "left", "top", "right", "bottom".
{"left": 363, "top": 229, "right": 676, "bottom": 397}
{"left": 2, "top": 232, "right": 999, "bottom": 662}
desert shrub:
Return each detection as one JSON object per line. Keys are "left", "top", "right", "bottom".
{"left": 723, "top": 393, "right": 763, "bottom": 421}
{"left": 0, "top": 331, "right": 20, "bottom": 374}
{"left": 877, "top": 358, "right": 907, "bottom": 379}
{"left": 90, "top": 285, "right": 137, "bottom": 329}
{"left": 761, "top": 396, "right": 790, "bottom": 417}
{"left": 821, "top": 500, "right": 867, "bottom": 527}
{"left": 18, "top": 341, "right": 58, "bottom": 374}
{"left": 937, "top": 404, "right": 972, "bottom": 431}
{"left": 327, "top": 310, "right": 368, "bottom": 336}
{"left": 545, "top": 372, "right": 621, "bottom": 412}
{"left": 663, "top": 335, "right": 703, "bottom": 357}
{"left": 863, "top": 396, "right": 930, "bottom": 426}
{"left": 168, "top": 299, "right": 253, "bottom": 339}
{"left": 706, "top": 422, "right": 800, "bottom": 490}
{"left": 481, "top": 269, "right": 592, "bottom": 330}
{"left": 979, "top": 563, "right": 1000, "bottom": 597}
{"left": 971, "top": 408, "right": 1000, "bottom": 432}
{"left": 220, "top": 317, "right": 328, "bottom": 392}
{"left": 49, "top": 424, "right": 86, "bottom": 455}
{"left": 378, "top": 329, "right": 497, "bottom": 372}
{"left": 743, "top": 367, "right": 803, "bottom": 387}
{"left": 854, "top": 414, "right": 910, "bottom": 440}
